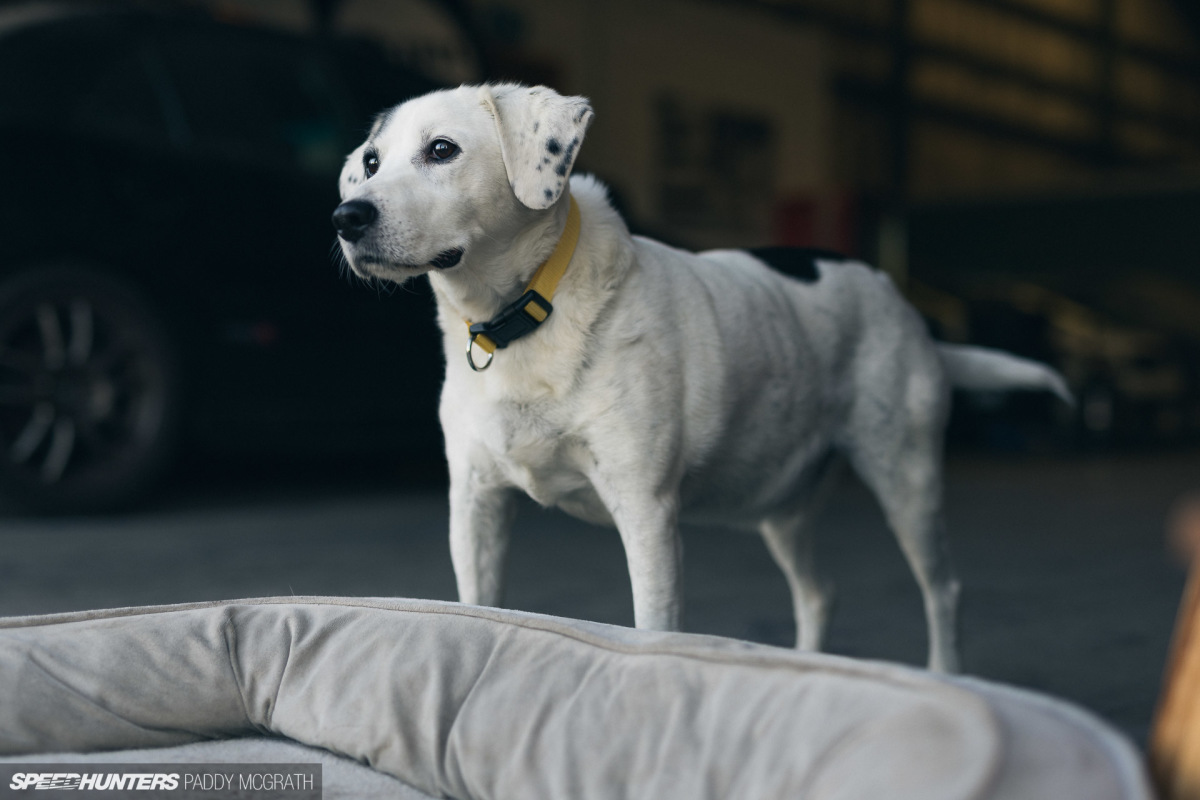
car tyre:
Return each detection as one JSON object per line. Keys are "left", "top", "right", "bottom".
{"left": 0, "top": 266, "right": 180, "bottom": 513}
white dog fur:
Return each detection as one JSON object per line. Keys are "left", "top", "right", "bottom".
{"left": 334, "top": 83, "right": 1070, "bottom": 673}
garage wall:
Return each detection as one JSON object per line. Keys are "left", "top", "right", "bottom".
{"left": 476, "top": 0, "right": 832, "bottom": 247}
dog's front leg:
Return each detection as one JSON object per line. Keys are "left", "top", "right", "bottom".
{"left": 448, "top": 470, "right": 518, "bottom": 608}
{"left": 619, "top": 513, "right": 683, "bottom": 631}
{"left": 592, "top": 473, "right": 683, "bottom": 630}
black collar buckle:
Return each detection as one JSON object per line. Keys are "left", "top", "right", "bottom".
{"left": 468, "top": 290, "right": 554, "bottom": 350}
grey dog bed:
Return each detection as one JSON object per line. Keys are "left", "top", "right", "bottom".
{"left": 0, "top": 597, "right": 1152, "bottom": 799}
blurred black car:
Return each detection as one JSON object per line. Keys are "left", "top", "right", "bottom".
{"left": 0, "top": 3, "right": 448, "bottom": 511}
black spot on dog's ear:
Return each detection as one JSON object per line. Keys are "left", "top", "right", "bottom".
{"left": 746, "top": 247, "right": 850, "bottom": 283}
{"left": 546, "top": 138, "right": 562, "bottom": 155}
{"left": 544, "top": 188, "right": 554, "bottom": 200}
{"left": 533, "top": 121, "right": 540, "bottom": 132}
{"left": 554, "top": 137, "right": 580, "bottom": 177}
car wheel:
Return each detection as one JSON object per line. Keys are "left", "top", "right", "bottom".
{"left": 0, "top": 266, "right": 180, "bottom": 512}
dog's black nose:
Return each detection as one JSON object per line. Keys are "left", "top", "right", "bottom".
{"left": 332, "top": 200, "right": 378, "bottom": 242}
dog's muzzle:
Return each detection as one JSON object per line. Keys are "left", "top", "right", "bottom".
{"left": 332, "top": 200, "right": 377, "bottom": 243}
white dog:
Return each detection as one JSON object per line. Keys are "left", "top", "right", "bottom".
{"left": 333, "top": 83, "right": 1070, "bottom": 672}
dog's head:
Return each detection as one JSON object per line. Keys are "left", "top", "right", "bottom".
{"left": 332, "top": 83, "right": 593, "bottom": 282}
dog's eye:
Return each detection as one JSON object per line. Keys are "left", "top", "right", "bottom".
{"left": 363, "top": 152, "right": 380, "bottom": 177}
{"left": 428, "top": 139, "right": 460, "bottom": 162}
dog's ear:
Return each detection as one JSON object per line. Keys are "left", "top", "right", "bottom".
{"left": 482, "top": 84, "right": 594, "bottom": 210}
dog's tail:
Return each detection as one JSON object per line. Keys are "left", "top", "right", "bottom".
{"left": 936, "top": 343, "right": 1074, "bottom": 405}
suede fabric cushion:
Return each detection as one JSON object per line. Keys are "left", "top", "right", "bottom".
{"left": 0, "top": 597, "right": 1151, "bottom": 800}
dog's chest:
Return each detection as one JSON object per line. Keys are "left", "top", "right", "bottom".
{"left": 480, "top": 399, "right": 603, "bottom": 515}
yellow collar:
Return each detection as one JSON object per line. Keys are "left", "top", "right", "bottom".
{"left": 465, "top": 195, "right": 581, "bottom": 371}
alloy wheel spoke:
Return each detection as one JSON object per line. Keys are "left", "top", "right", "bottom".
{"left": 36, "top": 303, "right": 65, "bottom": 370}
{"left": 11, "top": 401, "right": 54, "bottom": 463}
{"left": 41, "top": 416, "right": 76, "bottom": 484}
{"left": 67, "top": 299, "right": 94, "bottom": 366}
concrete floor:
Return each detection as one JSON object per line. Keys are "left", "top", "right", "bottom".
{"left": 1, "top": 450, "right": 1196, "bottom": 746}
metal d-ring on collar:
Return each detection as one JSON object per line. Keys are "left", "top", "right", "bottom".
{"left": 464, "top": 195, "right": 581, "bottom": 372}
{"left": 465, "top": 338, "right": 494, "bottom": 371}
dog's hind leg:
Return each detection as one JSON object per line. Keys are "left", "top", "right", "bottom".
{"left": 843, "top": 415, "right": 962, "bottom": 673}
{"left": 759, "top": 456, "right": 844, "bottom": 651}
{"left": 874, "top": 470, "right": 960, "bottom": 673}
{"left": 449, "top": 474, "right": 519, "bottom": 608}
{"left": 833, "top": 327, "right": 963, "bottom": 671}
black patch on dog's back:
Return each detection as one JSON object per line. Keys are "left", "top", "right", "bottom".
{"left": 745, "top": 247, "right": 851, "bottom": 284}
